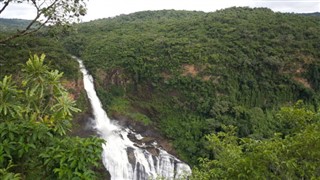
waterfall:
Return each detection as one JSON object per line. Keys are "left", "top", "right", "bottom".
{"left": 76, "top": 58, "right": 191, "bottom": 180}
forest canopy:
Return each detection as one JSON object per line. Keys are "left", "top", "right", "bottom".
{"left": 62, "top": 7, "right": 320, "bottom": 173}
{"left": 1, "top": 6, "right": 320, "bottom": 179}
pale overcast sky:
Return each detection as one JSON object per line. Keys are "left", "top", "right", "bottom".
{"left": 0, "top": 0, "right": 319, "bottom": 22}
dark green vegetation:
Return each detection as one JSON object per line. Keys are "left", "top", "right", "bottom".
{"left": 0, "top": 1, "right": 106, "bottom": 178}
{"left": 0, "top": 18, "right": 35, "bottom": 32}
{"left": 0, "top": 28, "right": 90, "bottom": 119}
{"left": 1, "top": 6, "right": 320, "bottom": 179}
{"left": 62, "top": 7, "right": 320, "bottom": 178}
{"left": 0, "top": 54, "right": 104, "bottom": 179}
{"left": 0, "top": 29, "right": 80, "bottom": 80}
{"left": 192, "top": 101, "right": 320, "bottom": 179}
{"left": 300, "top": 12, "right": 320, "bottom": 17}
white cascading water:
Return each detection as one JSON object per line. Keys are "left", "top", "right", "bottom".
{"left": 77, "top": 58, "right": 191, "bottom": 180}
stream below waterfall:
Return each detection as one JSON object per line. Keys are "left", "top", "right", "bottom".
{"left": 76, "top": 57, "right": 191, "bottom": 180}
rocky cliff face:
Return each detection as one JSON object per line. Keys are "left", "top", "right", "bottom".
{"left": 62, "top": 79, "right": 84, "bottom": 100}
{"left": 63, "top": 78, "right": 96, "bottom": 137}
{"left": 113, "top": 113, "right": 178, "bottom": 157}
{"left": 95, "top": 67, "right": 180, "bottom": 157}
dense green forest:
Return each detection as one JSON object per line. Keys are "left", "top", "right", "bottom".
{"left": 63, "top": 5, "right": 320, "bottom": 166}
{"left": 1, "top": 7, "right": 320, "bottom": 179}
{"left": 0, "top": 18, "right": 35, "bottom": 32}
{"left": 0, "top": 26, "right": 80, "bottom": 79}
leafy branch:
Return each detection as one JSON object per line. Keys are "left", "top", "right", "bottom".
{"left": 0, "top": 0, "right": 87, "bottom": 44}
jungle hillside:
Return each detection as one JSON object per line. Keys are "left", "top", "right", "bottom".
{"left": 1, "top": 7, "right": 320, "bottom": 179}
{"left": 64, "top": 7, "right": 320, "bottom": 178}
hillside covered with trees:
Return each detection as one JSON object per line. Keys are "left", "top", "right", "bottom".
{"left": 63, "top": 7, "right": 320, "bottom": 178}
{"left": 0, "top": 1, "right": 106, "bottom": 178}
{"left": 1, "top": 6, "right": 320, "bottom": 179}
{"left": 0, "top": 18, "right": 35, "bottom": 32}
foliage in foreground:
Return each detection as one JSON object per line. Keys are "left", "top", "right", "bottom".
{"left": 192, "top": 101, "right": 320, "bottom": 179}
{"left": 0, "top": 54, "right": 104, "bottom": 179}
{"left": 0, "top": 0, "right": 87, "bottom": 44}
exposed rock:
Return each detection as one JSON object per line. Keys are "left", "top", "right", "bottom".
{"left": 293, "top": 76, "right": 312, "bottom": 89}
{"left": 112, "top": 113, "right": 178, "bottom": 157}
{"left": 97, "top": 68, "right": 130, "bottom": 87}
{"left": 62, "top": 78, "right": 84, "bottom": 100}
{"left": 127, "top": 147, "right": 136, "bottom": 169}
{"left": 69, "top": 110, "right": 97, "bottom": 137}
{"left": 182, "top": 64, "right": 198, "bottom": 77}
{"left": 145, "top": 147, "right": 160, "bottom": 157}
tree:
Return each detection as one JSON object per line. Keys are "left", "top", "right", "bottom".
{"left": 0, "top": 54, "right": 104, "bottom": 179}
{"left": 0, "top": 0, "right": 87, "bottom": 43}
{"left": 192, "top": 102, "right": 320, "bottom": 180}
